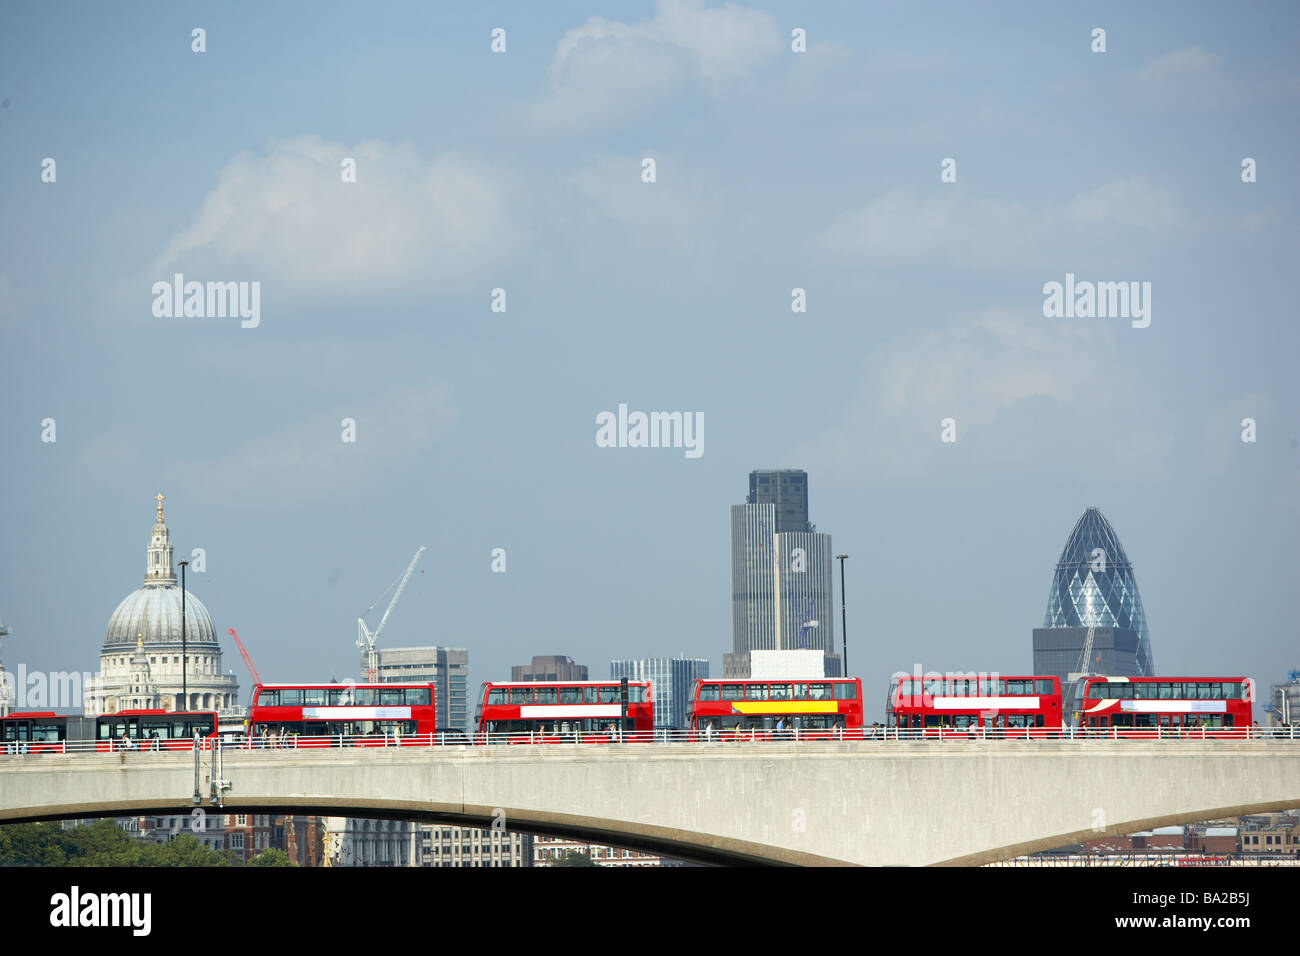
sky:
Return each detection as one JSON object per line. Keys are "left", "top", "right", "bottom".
{"left": 1, "top": 1, "right": 1297, "bottom": 724}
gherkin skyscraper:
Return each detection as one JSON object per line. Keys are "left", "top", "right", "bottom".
{"left": 1033, "top": 507, "right": 1155, "bottom": 718}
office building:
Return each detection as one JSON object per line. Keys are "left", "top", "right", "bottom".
{"left": 511, "top": 655, "right": 587, "bottom": 682}
{"left": 726, "top": 471, "right": 840, "bottom": 678}
{"left": 1032, "top": 507, "right": 1155, "bottom": 718}
{"left": 610, "top": 656, "right": 709, "bottom": 729}
{"left": 422, "top": 825, "right": 533, "bottom": 867}
{"left": 368, "top": 645, "right": 469, "bottom": 733}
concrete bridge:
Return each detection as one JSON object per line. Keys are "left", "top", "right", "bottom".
{"left": 2, "top": 741, "right": 1298, "bottom": 865}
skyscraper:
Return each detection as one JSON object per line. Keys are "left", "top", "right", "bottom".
{"left": 1032, "top": 507, "right": 1155, "bottom": 718}
{"left": 726, "top": 470, "right": 839, "bottom": 678}
{"left": 610, "top": 656, "right": 709, "bottom": 729}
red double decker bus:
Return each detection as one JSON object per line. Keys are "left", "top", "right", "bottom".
{"left": 247, "top": 682, "right": 437, "bottom": 746}
{"left": 475, "top": 680, "right": 653, "bottom": 742}
{"left": 888, "top": 674, "right": 1062, "bottom": 736}
{"left": 96, "top": 709, "right": 218, "bottom": 750}
{"left": 2, "top": 710, "right": 216, "bottom": 753}
{"left": 689, "top": 678, "right": 864, "bottom": 739}
{"left": 1078, "top": 676, "right": 1253, "bottom": 736}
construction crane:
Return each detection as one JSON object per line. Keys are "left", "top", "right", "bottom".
{"left": 356, "top": 547, "right": 426, "bottom": 682}
{"left": 227, "top": 627, "right": 262, "bottom": 686}
{"left": 1066, "top": 624, "right": 1099, "bottom": 725}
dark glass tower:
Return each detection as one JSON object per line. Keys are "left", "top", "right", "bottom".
{"left": 1033, "top": 507, "right": 1155, "bottom": 718}
{"left": 748, "top": 470, "right": 810, "bottom": 533}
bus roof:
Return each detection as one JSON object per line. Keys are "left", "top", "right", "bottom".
{"left": 696, "top": 677, "right": 858, "bottom": 683}
{"left": 1083, "top": 676, "right": 1249, "bottom": 681}
{"left": 484, "top": 680, "right": 650, "bottom": 687}
{"left": 254, "top": 682, "right": 435, "bottom": 689}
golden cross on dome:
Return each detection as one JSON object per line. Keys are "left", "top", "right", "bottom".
{"left": 154, "top": 492, "right": 165, "bottom": 519}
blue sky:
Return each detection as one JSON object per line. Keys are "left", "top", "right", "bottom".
{"left": 1, "top": 1, "right": 1297, "bottom": 722}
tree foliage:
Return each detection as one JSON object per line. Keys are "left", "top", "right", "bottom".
{"left": 0, "top": 820, "right": 286, "bottom": 867}
{"left": 549, "top": 849, "right": 598, "bottom": 867}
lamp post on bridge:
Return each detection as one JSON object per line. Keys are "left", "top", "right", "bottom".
{"left": 179, "top": 559, "right": 188, "bottom": 710}
{"left": 836, "top": 554, "right": 849, "bottom": 677}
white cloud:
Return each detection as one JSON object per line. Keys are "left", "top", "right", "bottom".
{"left": 164, "top": 382, "right": 457, "bottom": 505}
{"left": 565, "top": 154, "right": 726, "bottom": 264}
{"left": 792, "top": 308, "right": 1162, "bottom": 481}
{"left": 811, "top": 178, "right": 1184, "bottom": 272}
{"left": 147, "top": 136, "right": 526, "bottom": 293}
{"left": 529, "top": 0, "right": 783, "bottom": 132}
{"left": 1134, "top": 47, "right": 1235, "bottom": 108}
{"left": 1061, "top": 179, "right": 1181, "bottom": 230}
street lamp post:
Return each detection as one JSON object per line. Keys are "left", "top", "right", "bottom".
{"left": 836, "top": 553, "right": 849, "bottom": 676}
{"left": 179, "top": 559, "right": 189, "bottom": 710}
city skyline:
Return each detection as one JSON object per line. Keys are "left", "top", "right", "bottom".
{"left": 2, "top": 2, "right": 1296, "bottom": 724}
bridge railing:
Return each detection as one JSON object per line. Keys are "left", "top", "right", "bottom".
{"left": 2, "top": 724, "right": 1297, "bottom": 757}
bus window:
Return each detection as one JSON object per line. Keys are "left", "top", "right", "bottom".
{"left": 405, "top": 688, "right": 430, "bottom": 705}
{"left": 721, "top": 684, "right": 743, "bottom": 701}
{"left": 769, "top": 684, "right": 792, "bottom": 701}
{"left": 487, "top": 688, "right": 508, "bottom": 705}
{"left": 807, "top": 682, "right": 829, "bottom": 701}
{"left": 833, "top": 682, "right": 858, "bottom": 700}
{"left": 558, "top": 686, "right": 581, "bottom": 704}
{"left": 534, "top": 686, "right": 557, "bottom": 704}
{"left": 302, "top": 689, "right": 326, "bottom": 706}
{"left": 258, "top": 689, "right": 280, "bottom": 707}
{"left": 746, "top": 684, "right": 766, "bottom": 701}
{"left": 596, "top": 686, "right": 619, "bottom": 704}
{"left": 1036, "top": 679, "right": 1055, "bottom": 695}
{"left": 32, "top": 723, "right": 61, "bottom": 742}
{"left": 698, "top": 684, "right": 720, "bottom": 702}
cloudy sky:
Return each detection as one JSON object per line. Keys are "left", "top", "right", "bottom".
{"left": 2, "top": 1, "right": 1297, "bottom": 722}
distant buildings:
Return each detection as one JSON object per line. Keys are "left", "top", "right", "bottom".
{"left": 323, "top": 817, "right": 419, "bottom": 867}
{"left": 1268, "top": 669, "right": 1300, "bottom": 727}
{"left": 422, "top": 826, "right": 532, "bottom": 867}
{"left": 532, "top": 835, "right": 683, "bottom": 867}
{"left": 1031, "top": 507, "right": 1155, "bottom": 718}
{"left": 609, "top": 656, "right": 709, "bottom": 729}
{"left": 368, "top": 645, "right": 469, "bottom": 733}
{"left": 726, "top": 470, "right": 840, "bottom": 679}
{"left": 512, "top": 655, "right": 587, "bottom": 682}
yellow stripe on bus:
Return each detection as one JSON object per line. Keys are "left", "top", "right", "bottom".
{"left": 731, "top": 701, "right": 839, "bottom": 715}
